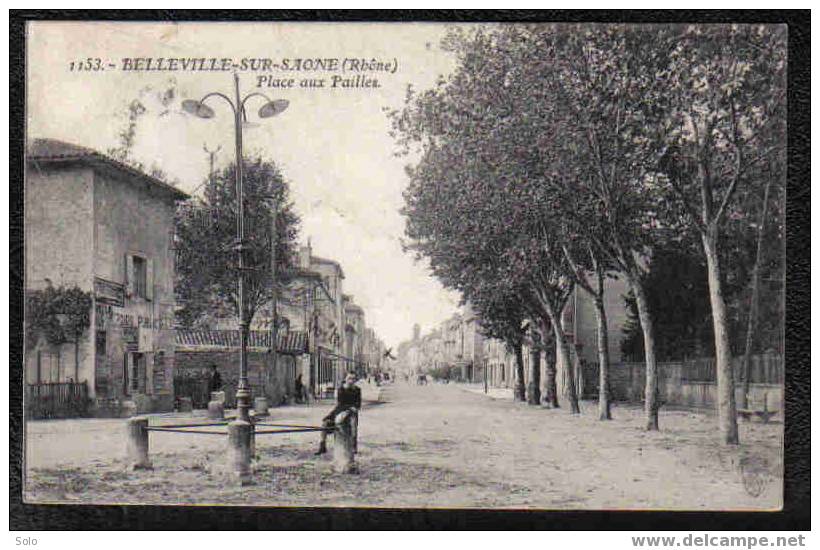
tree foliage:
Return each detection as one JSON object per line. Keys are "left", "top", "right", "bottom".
{"left": 620, "top": 247, "right": 713, "bottom": 361}
{"left": 26, "top": 284, "right": 93, "bottom": 348}
{"left": 390, "top": 23, "right": 785, "bottom": 437}
{"left": 174, "top": 157, "right": 300, "bottom": 328}
{"left": 107, "top": 79, "right": 180, "bottom": 183}
{"left": 654, "top": 24, "right": 786, "bottom": 444}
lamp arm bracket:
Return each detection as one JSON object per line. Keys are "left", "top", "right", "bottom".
{"left": 241, "top": 92, "right": 274, "bottom": 111}
{"left": 200, "top": 92, "right": 237, "bottom": 113}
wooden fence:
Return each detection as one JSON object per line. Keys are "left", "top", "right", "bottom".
{"left": 26, "top": 382, "right": 90, "bottom": 419}
{"left": 581, "top": 353, "right": 783, "bottom": 409}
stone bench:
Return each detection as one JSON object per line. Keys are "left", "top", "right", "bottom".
{"left": 737, "top": 407, "right": 777, "bottom": 423}
{"left": 737, "top": 393, "right": 777, "bottom": 423}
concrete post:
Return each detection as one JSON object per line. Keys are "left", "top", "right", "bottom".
{"left": 207, "top": 400, "right": 225, "bottom": 420}
{"left": 121, "top": 400, "right": 138, "bottom": 418}
{"left": 253, "top": 397, "right": 268, "bottom": 416}
{"left": 248, "top": 412, "right": 257, "bottom": 459}
{"left": 351, "top": 411, "right": 359, "bottom": 455}
{"left": 227, "top": 419, "right": 253, "bottom": 485}
{"left": 177, "top": 397, "right": 193, "bottom": 413}
{"left": 125, "top": 416, "right": 152, "bottom": 470}
{"left": 332, "top": 410, "right": 358, "bottom": 474}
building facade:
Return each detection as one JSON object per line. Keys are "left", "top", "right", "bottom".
{"left": 397, "top": 278, "right": 631, "bottom": 399}
{"left": 397, "top": 306, "right": 485, "bottom": 382}
{"left": 25, "top": 139, "right": 188, "bottom": 415}
{"left": 270, "top": 242, "right": 386, "bottom": 393}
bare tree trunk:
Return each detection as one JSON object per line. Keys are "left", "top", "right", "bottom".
{"left": 594, "top": 296, "right": 612, "bottom": 420}
{"left": 543, "top": 337, "right": 559, "bottom": 408}
{"left": 630, "top": 279, "right": 660, "bottom": 431}
{"left": 741, "top": 180, "right": 772, "bottom": 409}
{"left": 514, "top": 342, "right": 526, "bottom": 401}
{"left": 527, "top": 347, "right": 541, "bottom": 405}
{"left": 703, "top": 232, "right": 740, "bottom": 445}
{"left": 74, "top": 338, "right": 80, "bottom": 382}
{"left": 548, "top": 311, "right": 580, "bottom": 414}
{"left": 536, "top": 320, "right": 559, "bottom": 408}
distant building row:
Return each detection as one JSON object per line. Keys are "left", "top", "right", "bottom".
{"left": 395, "top": 281, "right": 631, "bottom": 397}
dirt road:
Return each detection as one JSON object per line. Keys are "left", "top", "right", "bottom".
{"left": 24, "top": 382, "right": 782, "bottom": 509}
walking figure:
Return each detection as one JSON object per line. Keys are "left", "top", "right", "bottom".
{"left": 315, "top": 372, "right": 361, "bottom": 455}
{"left": 208, "top": 364, "right": 222, "bottom": 393}
{"left": 294, "top": 373, "right": 305, "bottom": 403}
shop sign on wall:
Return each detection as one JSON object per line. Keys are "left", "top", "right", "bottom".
{"left": 95, "top": 303, "right": 174, "bottom": 330}
{"left": 94, "top": 277, "right": 125, "bottom": 307}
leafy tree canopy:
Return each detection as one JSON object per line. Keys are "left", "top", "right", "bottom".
{"left": 175, "top": 156, "right": 300, "bottom": 328}
{"left": 26, "top": 284, "right": 93, "bottom": 348}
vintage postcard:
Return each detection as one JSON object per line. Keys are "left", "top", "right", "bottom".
{"left": 22, "top": 20, "right": 786, "bottom": 510}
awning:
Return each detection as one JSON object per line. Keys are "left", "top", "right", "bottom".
{"left": 175, "top": 329, "right": 309, "bottom": 355}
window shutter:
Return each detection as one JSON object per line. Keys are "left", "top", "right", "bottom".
{"left": 125, "top": 254, "right": 134, "bottom": 298}
{"left": 123, "top": 353, "right": 130, "bottom": 395}
{"left": 146, "top": 257, "right": 154, "bottom": 301}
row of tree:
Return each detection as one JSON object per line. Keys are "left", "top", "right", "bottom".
{"left": 390, "top": 24, "right": 785, "bottom": 444}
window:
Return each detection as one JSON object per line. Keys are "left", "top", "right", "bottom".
{"left": 130, "top": 352, "right": 145, "bottom": 393}
{"left": 133, "top": 256, "right": 147, "bottom": 299}
{"left": 123, "top": 354, "right": 130, "bottom": 395}
{"left": 95, "top": 331, "right": 108, "bottom": 396}
{"left": 126, "top": 253, "right": 153, "bottom": 301}
{"left": 153, "top": 351, "right": 166, "bottom": 393}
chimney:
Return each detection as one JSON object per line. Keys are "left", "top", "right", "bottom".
{"left": 413, "top": 323, "right": 421, "bottom": 341}
{"left": 299, "top": 241, "right": 312, "bottom": 269}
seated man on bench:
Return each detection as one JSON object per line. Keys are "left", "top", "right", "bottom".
{"left": 315, "top": 372, "right": 361, "bottom": 455}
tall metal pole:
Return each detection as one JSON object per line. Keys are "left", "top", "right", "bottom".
{"left": 269, "top": 192, "right": 278, "bottom": 385}
{"left": 204, "top": 144, "right": 221, "bottom": 184}
{"left": 233, "top": 72, "right": 251, "bottom": 423}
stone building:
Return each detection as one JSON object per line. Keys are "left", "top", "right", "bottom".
{"left": 279, "top": 242, "right": 384, "bottom": 393}
{"left": 173, "top": 329, "right": 308, "bottom": 407}
{"left": 395, "top": 324, "right": 421, "bottom": 378}
{"left": 399, "top": 306, "right": 485, "bottom": 382}
{"left": 480, "top": 276, "right": 631, "bottom": 398}
{"left": 184, "top": 240, "right": 346, "bottom": 403}
{"left": 25, "top": 138, "right": 188, "bottom": 415}
{"left": 362, "top": 327, "right": 387, "bottom": 378}
{"left": 397, "top": 278, "right": 630, "bottom": 397}
{"left": 343, "top": 296, "right": 365, "bottom": 376}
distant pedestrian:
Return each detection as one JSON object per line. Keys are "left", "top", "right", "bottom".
{"left": 208, "top": 364, "right": 222, "bottom": 394}
{"left": 315, "top": 372, "right": 361, "bottom": 455}
{"left": 295, "top": 373, "right": 305, "bottom": 403}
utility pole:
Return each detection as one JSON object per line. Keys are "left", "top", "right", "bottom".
{"left": 203, "top": 144, "right": 221, "bottom": 180}
{"left": 741, "top": 180, "right": 774, "bottom": 409}
{"left": 269, "top": 192, "right": 279, "bottom": 380}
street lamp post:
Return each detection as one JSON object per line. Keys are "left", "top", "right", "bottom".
{"left": 183, "top": 74, "right": 289, "bottom": 423}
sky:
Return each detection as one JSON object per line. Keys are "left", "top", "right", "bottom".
{"left": 26, "top": 21, "right": 483, "bottom": 349}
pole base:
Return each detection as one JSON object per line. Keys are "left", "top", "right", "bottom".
{"left": 227, "top": 420, "right": 254, "bottom": 485}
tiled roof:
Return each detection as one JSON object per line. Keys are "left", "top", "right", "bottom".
{"left": 176, "top": 329, "right": 309, "bottom": 355}
{"left": 27, "top": 138, "right": 189, "bottom": 200}
{"left": 310, "top": 256, "right": 345, "bottom": 279}
{"left": 285, "top": 268, "right": 323, "bottom": 280}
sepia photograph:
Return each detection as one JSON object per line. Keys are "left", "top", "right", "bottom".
{"left": 19, "top": 18, "right": 791, "bottom": 514}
